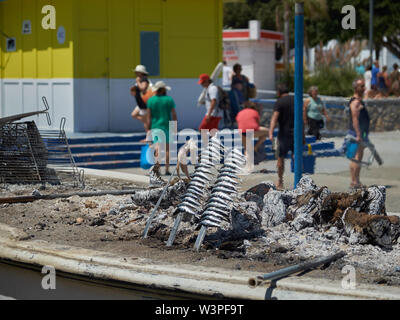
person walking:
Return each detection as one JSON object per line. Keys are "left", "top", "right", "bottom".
{"left": 228, "top": 78, "right": 246, "bottom": 128}
{"left": 222, "top": 60, "right": 233, "bottom": 88}
{"left": 377, "top": 66, "right": 390, "bottom": 97}
{"left": 146, "top": 81, "right": 177, "bottom": 176}
{"left": 364, "top": 65, "right": 372, "bottom": 93}
{"left": 371, "top": 60, "right": 380, "bottom": 90}
{"left": 355, "top": 62, "right": 365, "bottom": 76}
{"left": 348, "top": 79, "right": 370, "bottom": 189}
{"left": 231, "top": 63, "right": 250, "bottom": 101}
{"left": 389, "top": 63, "right": 400, "bottom": 97}
{"left": 130, "top": 65, "right": 153, "bottom": 142}
{"left": 269, "top": 84, "right": 295, "bottom": 190}
{"left": 198, "top": 74, "right": 223, "bottom": 132}
{"left": 303, "top": 86, "right": 330, "bottom": 140}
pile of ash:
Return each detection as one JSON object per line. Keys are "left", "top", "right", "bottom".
{"left": 103, "top": 176, "right": 399, "bottom": 252}
{"left": 4, "top": 174, "right": 397, "bottom": 280}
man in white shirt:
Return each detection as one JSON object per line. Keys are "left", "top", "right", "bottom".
{"left": 364, "top": 64, "right": 372, "bottom": 92}
{"left": 198, "top": 74, "right": 223, "bottom": 131}
{"left": 222, "top": 61, "right": 233, "bottom": 87}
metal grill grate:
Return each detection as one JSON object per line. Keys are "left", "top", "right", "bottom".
{"left": 0, "top": 119, "right": 84, "bottom": 188}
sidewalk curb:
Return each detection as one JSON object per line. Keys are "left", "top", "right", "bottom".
{"left": 0, "top": 223, "right": 399, "bottom": 300}
{"left": 79, "top": 167, "right": 148, "bottom": 185}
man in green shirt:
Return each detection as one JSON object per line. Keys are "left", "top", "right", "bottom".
{"left": 146, "top": 81, "right": 177, "bottom": 175}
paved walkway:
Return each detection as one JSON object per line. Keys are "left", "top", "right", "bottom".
{"left": 110, "top": 131, "right": 400, "bottom": 212}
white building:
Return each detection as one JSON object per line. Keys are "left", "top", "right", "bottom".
{"left": 223, "top": 21, "right": 284, "bottom": 91}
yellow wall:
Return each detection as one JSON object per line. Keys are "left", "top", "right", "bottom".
{"left": 0, "top": 0, "right": 74, "bottom": 79}
{"left": 1, "top": 0, "right": 222, "bottom": 79}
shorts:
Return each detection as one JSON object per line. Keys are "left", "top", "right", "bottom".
{"left": 348, "top": 130, "right": 369, "bottom": 142}
{"left": 277, "top": 135, "right": 294, "bottom": 159}
{"left": 151, "top": 127, "right": 172, "bottom": 144}
{"left": 134, "top": 106, "right": 147, "bottom": 116}
{"left": 199, "top": 116, "right": 222, "bottom": 131}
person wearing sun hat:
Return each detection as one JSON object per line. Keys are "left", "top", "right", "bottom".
{"left": 198, "top": 73, "right": 223, "bottom": 131}
{"left": 130, "top": 65, "right": 154, "bottom": 142}
{"left": 146, "top": 81, "right": 177, "bottom": 175}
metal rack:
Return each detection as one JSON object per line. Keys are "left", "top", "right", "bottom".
{"left": 0, "top": 97, "right": 84, "bottom": 188}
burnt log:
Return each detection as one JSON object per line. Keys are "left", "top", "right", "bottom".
{"left": 342, "top": 209, "right": 400, "bottom": 248}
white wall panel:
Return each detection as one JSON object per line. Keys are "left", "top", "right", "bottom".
{"left": 3, "top": 82, "right": 23, "bottom": 116}
{"left": 22, "top": 82, "right": 37, "bottom": 122}
{"left": 52, "top": 83, "right": 74, "bottom": 132}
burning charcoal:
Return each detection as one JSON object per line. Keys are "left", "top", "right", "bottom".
{"left": 288, "top": 187, "right": 331, "bottom": 231}
{"left": 261, "top": 190, "right": 287, "bottom": 227}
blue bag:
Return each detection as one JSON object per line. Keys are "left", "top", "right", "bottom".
{"left": 140, "top": 144, "right": 155, "bottom": 169}
{"left": 346, "top": 141, "right": 359, "bottom": 160}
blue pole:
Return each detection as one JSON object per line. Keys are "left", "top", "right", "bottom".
{"left": 294, "top": 2, "right": 304, "bottom": 187}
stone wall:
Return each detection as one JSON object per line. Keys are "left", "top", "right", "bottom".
{"left": 324, "top": 98, "right": 400, "bottom": 132}
{"left": 259, "top": 98, "right": 400, "bottom": 133}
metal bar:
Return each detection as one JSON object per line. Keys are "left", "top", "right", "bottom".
{"left": 193, "top": 225, "right": 207, "bottom": 251}
{"left": 0, "top": 188, "right": 143, "bottom": 204}
{"left": 166, "top": 211, "right": 184, "bottom": 247}
{"left": 142, "top": 165, "right": 178, "bottom": 239}
{"left": 248, "top": 251, "right": 346, "bottom": 288}
{"left": 294, "top": 2, "right": 304, "bottom": 187}
{"left": 23, "top": 128, "right": 42, "bottom": 182}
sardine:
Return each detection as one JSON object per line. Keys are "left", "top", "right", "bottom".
{"left": 215, "top": 176, "right": 239, "bottom": 185}
{"left": 182, "top": 196, "right": 200, "bottom": 206}
{"left": 201, "top": 212, "right": 229, "bottom": 222}
{"left": 223, "top": 163, "right": 243, "bottom": 171}
{"left": 202, "top": 208, "right": 230, "bottom": 219}
{"left": 207, "top": 197, "right": 228, "bottom": 206}
{"left": 204, "top": 200, "right": 230, "bottom": 210}
{"left": 186, "top": 185, "right": 204, "bottom": 193}
{"left": 188, "top": 180, "right": 206, "bottom": 188}
{"left": 191, "top": 177, "right": 209, "bottom": 185}
{"left": 211, "top": 189, "right": 236, "bottom": 197}
{"left": 178, "top": 205, "right": 196, "bottom": 215}
{"left": 218, "top": 172, "right": 239, "bottom": 180}
{"left": 185, "top": 191, "right": 202, "bottom": 200}
{"left": 205, "top": 201, "right": 231, "bottom": 211}
{"left": 219, "top": 168, "right": 237, "bottom": 174}
{"left": 213, "top": 181, "right": 237, "bottom": 189}
{"left": 200, "top": 219, "right": 221, "bottom": 228}
{"left": 210, "top": 191, "right": 234, "bottom": 200}
{"left": 194, "top": 166, "right": 213, "bottom": 174}
{"left": 192, "top": 172, "right": 212, "bottom": 180}
{"left": 206, "top": 206, "right": 231, "bottom": 216}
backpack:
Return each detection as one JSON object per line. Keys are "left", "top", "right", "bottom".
{"left": 216, "top": 86, "right": 231, "bottom": 111}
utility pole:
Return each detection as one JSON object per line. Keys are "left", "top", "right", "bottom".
{"left": 294, "top": 1, "right": 304, "bottom": 187}
{"left": 369, "top": 0, "right": 374, "bottom": 65}
{"left": 284, "top": 0, "right": 290, "bottom": 68}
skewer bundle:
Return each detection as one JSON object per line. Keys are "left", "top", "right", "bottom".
{"left": 194, "top": 148, "right": 246, "bottom": 250}
{"left": 177, "top": 136, "right": 224, "bottom": 217}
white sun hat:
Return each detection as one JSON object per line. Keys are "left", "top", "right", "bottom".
{"left": 133, "top": 65, "right": 149, "bottom": 75}
{"left": 152, "top": 81, "right": 171, "bottom": 92}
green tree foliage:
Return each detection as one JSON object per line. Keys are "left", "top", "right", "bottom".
{"left": 224, "top": 0, "right": 400, "bottom": 59}
{"left": 223, "top": 0, "right": 281, "bottom": 30}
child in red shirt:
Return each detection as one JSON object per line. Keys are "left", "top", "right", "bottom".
{"left": 236, "top": 102, "right": 269, "bottom": 158}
